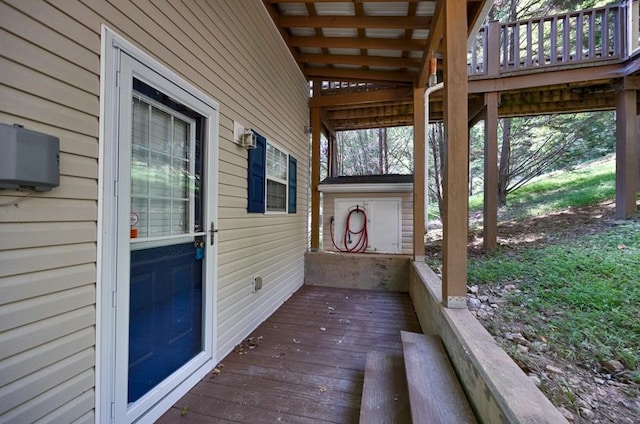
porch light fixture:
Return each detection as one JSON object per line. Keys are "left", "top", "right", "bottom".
{"left": 428, "top": 57, "right": 438, "bottom": 87}
{"left": 240, "top": 129, "right": 257, "bottom": 149}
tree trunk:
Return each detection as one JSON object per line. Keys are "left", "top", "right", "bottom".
{"left": 378, "top": 128, "right": 384, "bottom": 174}
{"left": 383, "top": 128, "right": 389, "bottom": 173}
{"left": 498, "top": 118, "right": 511, "bottom": 205}
{"left": 428, "top": 123, "right": 445, "bottom": 220}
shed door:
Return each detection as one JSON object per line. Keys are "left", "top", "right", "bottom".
{"left": 112, "top": 52, "right": 217, "bottom": 423}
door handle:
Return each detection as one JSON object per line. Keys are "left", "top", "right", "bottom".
{"left": 210, "top": 222, "right": 218, "bottom": 246}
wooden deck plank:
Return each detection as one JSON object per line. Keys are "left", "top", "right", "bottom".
{"left": 159, "top": 286, "right": 421, "bottom": 423}
{"left": 236, "top": 326, "right": 404, "bottom": 353}
{"left": 359, "top": 351, "right": 411, "bottom": 424}
{"left": 401, "top": 331, "right": 477, "bottom": 424}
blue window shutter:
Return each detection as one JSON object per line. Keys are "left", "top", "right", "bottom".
{"left": 288, "top": 156, "right": 297, "bottom": 214}
{"left": 247, "top": 133, "right": 266, "bottom": 213}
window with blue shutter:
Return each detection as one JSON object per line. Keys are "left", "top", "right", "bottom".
{"left": 288, "top": 156, "right": 297, "bottom": 214}
{"left": 247, "top": 132, "right": 266, "bottom": 213}
{"left": 247, "top": 131, "right": 298, "bottom": 214}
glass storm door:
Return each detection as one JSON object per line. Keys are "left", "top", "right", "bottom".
{"left": 112, "top": 52, "right": 216, "bottom": 422}
{"left": 127, "top": 86, "right": 204, "bottom": 403}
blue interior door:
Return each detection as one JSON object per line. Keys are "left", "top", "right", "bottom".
{"left": 127, "top": 80, "right": 206, "bottom": 404}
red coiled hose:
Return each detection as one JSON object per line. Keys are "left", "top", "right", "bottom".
{"left": 330, "top": 205, "right": 368, "bottom": 253}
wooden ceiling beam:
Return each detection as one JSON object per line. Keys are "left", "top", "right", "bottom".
{"left": 328, "top": 104, "right": 414, "bottom": 120}
{"left": 298, "top": 53, "right": 421, "bottom": 68}
{"left": 331, "top": 116, "right": 414, "bottom": 131}
{"left": 278, "top": 15, "right": 431, "bottom": 29}
{"left": 469, "top": 64, "right": 624, "bottom": 93}
{"left": 306, "top": 67, "right": 416, "bottom": 84}
{"left": 401, "top": 2, "right": 419, "bottom": 71}
{"left": 326, "top": 99, "right": 413, "bottom": 112}
{"left": 310, "top": 87, "right": 412, "bottom": 108}
{"left": 499, "top": 99, "right": 615, "bottom": 117}
{"left": 288, "top": 36, "right": 425, "bottom": 51}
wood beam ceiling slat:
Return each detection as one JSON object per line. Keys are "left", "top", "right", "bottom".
{"left": 328, "top": 104, "right": 413, "bottom": 120}
{"left": 310, "top": 87, "right": 413, "bottom": 108}
{"left": 332, "top": 116, "right": 414, "bottom": 131}
{"left": 278, "top": 15, "right": 431, "bottom": 29}
{"left": 299, "top": 53, "right": 421, "bottom": 68}
{"left": 262, "top": 0, "right": 494, "bottom": 132}
{"left": 401, "top": 2, "right": 419, "bottom": 72}
{"left": 288, "top": 36, "right": 426, "bottom": 51}
{"left": 306, "top": 67, "right": 416, "bottom": 84}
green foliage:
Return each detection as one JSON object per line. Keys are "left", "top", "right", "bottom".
{"left": 468, "top": 222, "right": 640, "bottom": 371}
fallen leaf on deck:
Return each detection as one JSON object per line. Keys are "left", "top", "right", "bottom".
{"left": 180, "top": 406, "right": 190, "bottom": 416}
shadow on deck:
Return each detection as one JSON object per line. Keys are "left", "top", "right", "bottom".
{"left": 158, "top": 285, "right": 421, "bottom": 423}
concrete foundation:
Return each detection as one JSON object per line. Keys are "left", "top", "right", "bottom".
{"left": 409, "top": 262, "right": 568, "bottom": 424}
{"left": 304, "top": 251, "right": 411, "bottom": 291}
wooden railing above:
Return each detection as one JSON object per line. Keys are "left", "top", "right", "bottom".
{"left": 469, "top": 0, "right": 640, "bottom": 78}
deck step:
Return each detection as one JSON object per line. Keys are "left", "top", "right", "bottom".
{"left": 359, "top": 351, "right": 411, "bottom": 424}
{"left": 401, "top": 331, "right": 477, "bottom": 424}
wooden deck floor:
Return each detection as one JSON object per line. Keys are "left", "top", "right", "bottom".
{"left": 158, "top": 285, "right": 421, "bottom": 423}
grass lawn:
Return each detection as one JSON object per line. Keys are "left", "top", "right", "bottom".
{"left": 464, "top": 156, "right": 640, "bottom": 382}
{"left": 468, "top": 222, "right": 640, "bottom": 378}
{"left": 468, "top": 156, "right": 618, "bottom": 220}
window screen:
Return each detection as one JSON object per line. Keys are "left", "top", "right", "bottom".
{"left": 266, "top": 143, "right": 288, "bottom": 212}
{"left": 131, "top": 96, "right": 194, "bottom": 238}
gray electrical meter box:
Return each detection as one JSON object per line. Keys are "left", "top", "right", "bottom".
{"left": 0, "top": 123, "right": 60, "bottom": 191}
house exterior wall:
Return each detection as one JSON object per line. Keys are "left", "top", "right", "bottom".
{"left": 322, "top": 191, "right": 413, "bottom": 254}
{"left": 0, "top": 0, "right": 309, "bottom": 422}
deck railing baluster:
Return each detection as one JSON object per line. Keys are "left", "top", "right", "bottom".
{"left": 603, "top": 7, "right": 610, "bottom": 58}
{"left": 550, "top": 16, "right": 558, "bottom": 64}
{"left": 501, "top": 24, "right": 508, "bottom": 71}
{"left": 576, "top": 12, "right": 583, "bottom": 61}
{"left": 511, "top": 23, "right": 520, "bottom": 70}
{"left": 526, "top": 20, "right": 533, "bottom": 66}
{"left": 538, "top": 18, "right": 545, "bottom": 66}
{"left": 613, "top": 6, "right": 621, "bottom": 56}
{"left": 588, "top": 10, "right": 596, "bottom": 59}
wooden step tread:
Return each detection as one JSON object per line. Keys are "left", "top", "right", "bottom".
{"left": 401, "top": 331, "right": 477, "bottom": 424}
{"left": 359, "top": 351, "right": 411, "bottom": 424}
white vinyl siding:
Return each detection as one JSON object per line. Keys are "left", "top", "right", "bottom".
{"left": 0, "top": 0, "right": 308, "bottom": 422}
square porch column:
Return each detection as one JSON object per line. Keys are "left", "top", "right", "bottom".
{"left": 615, "top": 80, "right": 639, "bottom": 219}
{"left": 442, "top": 0, "right": 469, "bottom": 308}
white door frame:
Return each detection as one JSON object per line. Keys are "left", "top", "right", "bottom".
{"left": 97, "top": 26, "right": 219, "bottom": 423}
